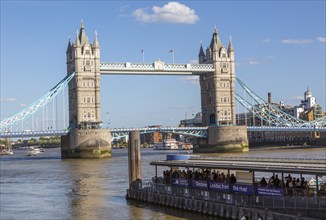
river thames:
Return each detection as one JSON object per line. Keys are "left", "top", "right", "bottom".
{"left": 1, "top": 146, "right": 325, "bottom": 220}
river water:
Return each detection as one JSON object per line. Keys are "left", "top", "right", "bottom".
{"left": 0, "top": 146, "right": 325, "bottom": 220}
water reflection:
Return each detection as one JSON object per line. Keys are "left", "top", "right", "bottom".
{"left": 64, "top": 159, "right": 109, "bottom": 219}
{"left": 0, "top": 147, "right": 325, "bottom": 220}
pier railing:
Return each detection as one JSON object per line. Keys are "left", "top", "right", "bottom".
{"left": 131, "top": 181, "right": 326, "bottom": 211}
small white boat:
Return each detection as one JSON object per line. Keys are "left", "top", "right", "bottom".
{"left": 27, "top": 147, "right": 43, "bottom": 156}
{"left": 154, "top": 139, "right": 179, "bottom": 150}
{"left": 178, "top": 142, "right": 193, "bottom": 150}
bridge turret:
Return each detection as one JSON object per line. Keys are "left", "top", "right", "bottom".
{"left": 198, "top": 42, "right": 205, "bottom": 64}
{"left": 74, "top": 30, "right": 81, "bottom": 47}
{"left": 66, "top": 37, "right": 72, "bottom": 73}
{"left": 228, "top": 36, "right": 234, "bottom": 64}
{"left": 199, "top": 26, "right": 236, "bottom": 126}
{"left": 62, "top": 22, "right": 111, "bottom": 159}
{"left": 78, "top": 20, "right": 88, "bottom": 46}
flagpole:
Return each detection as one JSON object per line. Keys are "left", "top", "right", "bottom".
{"left": 170, "top": 49, "right": 175, "bottom": 64}
{"left": 141, "top": 49, "right": 144, "bottom": 63}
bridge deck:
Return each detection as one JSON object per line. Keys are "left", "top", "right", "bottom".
{"left": 99, "top": 62, "right": 214, "bottom": 75}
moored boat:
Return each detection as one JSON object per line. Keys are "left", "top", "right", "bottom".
{"left": 154, "top": 139, "right": 178, "bottom": 150}
{"left": 27, "top": 146, "right": 43, "bottom": 156}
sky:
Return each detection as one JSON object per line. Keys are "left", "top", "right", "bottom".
{"left": 1, "top": 1, "right": 325, "bottom": 130}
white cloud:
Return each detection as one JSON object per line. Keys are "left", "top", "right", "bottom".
{"left": 119, "top": 5, "right": 130, "bottom": 17}
{"left": 0, "top": 98, "right": 17, "bottom": 102}
{"left": 281, "top": 39, "right": 313, "bottom": 44}
{"left": 132, "top": 2, "right": 199, "bottom": 24}
{"left": 179, "top": 76, "right": 199, "bottom": 85}
{"left": 247, "top": 56, "right": 273, "bottom": 65}
{"left": 248, "top": 59, "right": 260, "bottom": 65}
{"left": 20, "top": 103, "right": 27, "bottom": 107}
{"left": 262, "top": 39, "right": 271, "bottom": 43}
{"left": 189, "top": 59, "right": 198, "bottom": 64}
{"left": 317, "top": 37, "right": 326, "bottom": 43}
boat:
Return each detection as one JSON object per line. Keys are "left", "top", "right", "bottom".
{"left": 1, "top": 149, "right": 13, "bottom": 155}
{"left": 1, "top": 144, "right": 13, "bottom": 155}
{"left": 154, "top": 139, "right": 178, "bottom": 150}
{"left": 178, "top": 142, "right": 193, "bottom": 150}
{"left": 27, "top": 147, "right": 43, "bottom": 156}
{"left": 127, "top": 156, "right": 326, "bottom": 219}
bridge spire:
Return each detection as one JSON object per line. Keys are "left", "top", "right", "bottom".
{"left": 228, "top": 36, "right": 234, "bottom": 53}
{"left": 78, "top": 20, "right": 88, "bottom": 46}
{"left": 93, "top": 31, "right": 99, "bottom": 48}
{"left": 210, "top": 25, "right": 223, "bottom": 53}
{"left": 75, "top": 30, "right": 80, "bottom": 47}
{"left": 198, "top": 41, "right": 205, "bottom": 63}
{"left": 66, "top": 36, "right": 72, "bottom": 53}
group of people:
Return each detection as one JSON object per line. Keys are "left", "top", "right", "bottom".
{"left": 259, "top": 174, "right": 281, "bottom": 187}
{"left": 258, "top": 174, "right": 311, "bottom": 195}
{"left": 163, "top": 168, "right": 236, "bottom": 184}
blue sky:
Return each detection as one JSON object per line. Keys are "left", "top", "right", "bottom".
{"left": 1, "top": 1, "right": 325, "bottom": 129}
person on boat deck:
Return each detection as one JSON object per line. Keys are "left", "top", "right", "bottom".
{"left": 274, "top": 175, "right": 280, "bottom": 187}
{"left": 268, "top": 175, "right": 275, "bottom": 187}
{"left": 230, "top": 174, "right": 237, "bottom": 184}
{"left": 259, "top": 177, "right": 267, "bottom": 187}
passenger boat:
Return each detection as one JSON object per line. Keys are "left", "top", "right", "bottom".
{"left": 127, "top": 155, "right": 326, "bottom": 219}
{"left": 154, "top": 139, "right": 178, "bottom": 150}
{"left": 178, "top": 142, "right": 193, "bottom": 150}
{"left": 27, "top": 147, "right": 43, "bottom": 156}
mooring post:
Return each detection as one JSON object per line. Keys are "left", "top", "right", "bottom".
{"left": 128, "top": 130, "right": 142, "bottom": 185}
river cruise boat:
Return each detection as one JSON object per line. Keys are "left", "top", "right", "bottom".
{"left": 27, "top": 146, "right": 44, "bottom": 156}
{"left": 127, "top": 155, "right": 326, "bottom": 219}
{"left": 154, "top": 139, "right": 178, "bottom": 150}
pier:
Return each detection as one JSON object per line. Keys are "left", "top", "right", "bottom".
{"left": 126, "top": 156, "right": 326, "bottom": 219}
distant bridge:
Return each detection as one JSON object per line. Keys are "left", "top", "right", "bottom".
{"left": 1, "top": 126, "right": 325, "bottom": 139}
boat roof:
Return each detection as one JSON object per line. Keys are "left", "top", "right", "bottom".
{"left": 150, "top": 156, "right": 326, "bottom": 176}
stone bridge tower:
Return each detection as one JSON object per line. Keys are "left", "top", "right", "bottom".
{"left": 61, "top": 22, "right": 111, "bottom": 158}
{"left": 199, "top": 27, "right": 236, "bottom": 126}
{"left": 195, "top": 27, "right": 248, "bottom": 153}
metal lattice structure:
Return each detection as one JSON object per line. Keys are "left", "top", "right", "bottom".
{"left": 235, "top": 78, "right": 325, "bottom": 128}
{"left": 0, "top": 73, "right": 75, "bottom": 131}
{"left": 111, "top": 127, "right": 208, "bottom": 140}
{"left": 100, "top": 61, "right": 214, "bottom": 75}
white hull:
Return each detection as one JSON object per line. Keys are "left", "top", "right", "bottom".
{"left": 154, "top": 139, "right": 178, "bottom": 150}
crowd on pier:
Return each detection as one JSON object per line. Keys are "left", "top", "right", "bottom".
{"left": 163, "top": 169, "right": 236, "bottom": 184}
{"left": 161, "top": 168, "right": 314, "bottom": 196}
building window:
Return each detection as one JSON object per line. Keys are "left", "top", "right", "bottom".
{"left": 86, "top": 60, "right": 90, "bottom": 66}
{"left": 209, "top": 114, "right": 216, "bottom": 125}
{"left": 85, "top": 50, "right": 90, "bottom": 55}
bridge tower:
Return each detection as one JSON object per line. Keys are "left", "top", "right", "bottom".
{"left": 195, "top": 27, "right": 248, "bottom": 153}
{"left": 61, "top": 22, "right": 111, "bottom": 158}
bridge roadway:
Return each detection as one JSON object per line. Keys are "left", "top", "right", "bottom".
{"left": 99, "top": 61, "right": 214, "bottom": 75}
{"left": 0, "top": 126, "right": 325, "bottom": 139}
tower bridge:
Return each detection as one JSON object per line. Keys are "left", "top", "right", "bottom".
{"left": 1, "top": 22, "right": 325, "bottom": 158}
